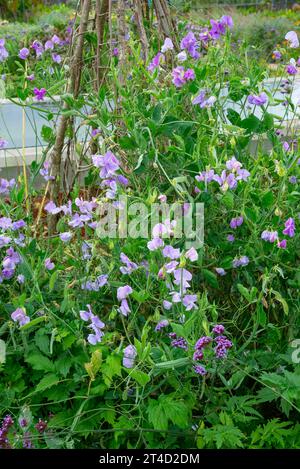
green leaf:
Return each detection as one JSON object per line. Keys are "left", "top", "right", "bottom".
{"left": 237, "top": 283, "right": 252, "bottom": 302}
{"left": 21, "top": 316, "right": 47, "bottom": 331}
{"left": 0, "top": 339, "right": 6, "bottom": 364}
{"left": 261, "top": 191, "right": 274, "bottom": 208}
{"left": 25, "top": 353, "right": 55, "bottom": 372}
{"left": 272, "top": 290, "right": 289, "bottom": 315}
{"left": 129, "top": 369, "right": 150, "bottom": 386}
{"left": 203, "top": 269, "right": 219, "bottom": 289}
{"left": 147, "top": 399, "right": 168, "bottom": 431}
{"left": 36, "top": 374, "right": 60, "bottom": 392}
{"left": 49, "top": 270, "right": 59, "bottom": 291}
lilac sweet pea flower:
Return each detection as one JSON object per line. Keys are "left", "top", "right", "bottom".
{"left": 220, "top": 15, "right": 234, "bottom": 29}
{"left": 117, "top": 285, "right": 133, "bottom": 301}
{"left": 185, "top": 247, "right": 198, "bottom": 261}
{"left": 0, "top": 178, "right": 15, "bottom": 195}
{"left": 172, "top": 66, "right": 195, "bottom": 87}
{"left": 52, "top": 53, "right": 61, "bottom": 64}
{"left": 248, "top": 92, "right": 268, "bottom": 106}
{"left": 173, "top": 268, "right": 192, "bottom": 292}
{"left": 39, "top": 161, "right": 54, "bottom": 181}
{"left": 232, "top": 256, "right": 249, "bottom": 268}
{"left": 283, "top": 217, "right": 295, "bottom": 237}
{"left": 59, "top": 232, "right": 72, "bottom": 243}
{"left": 215, "top": 267, "right": 226, "bottom": 276}
{"left": 147, "top": 52, "right": 164, "bottom": 73}
{"left": 273, "top": 50, "right": 282, "bottom": 60}
{"left": 261, "top": 230, "right": 278, "bottom": 242}
{"left": 163, "top": 300, "right": 172, "bottom": 310}
{"left": 19, "top": 48, "right": 29, "bottom": 60}
{"left": 161, "top": 38, "right": 174, "bottom": 53}
{"left": 120, "top": 253, "right": 138, "bottom": 275}
{"left": 286, "top": 61, "right": 297, "bottom": 75}
{"left": 45, "top": 40, "right": 54, "bottom": 50}
{"left": 180, "top": 32, "right": 199, "bottom": 58}
{"left": 177, "top": 50, "right": 187, "bottom": 62}
{"left": 147, "top": 238, "right": 164, "bottom": 251}
{"left": 45, "top": 258, "right": 55, "bottom": 271}
{"left": 155, "top": 319, "right": 169, "bottom": 331}
{"left": 162, "top": 245, "right": 181, "bottom": 259}
{"left": 285, "top": 31, "right": 299, "bottom": 48}
{"left": 80, "top": 304, "right": 105, "bottom": 345}
{"left": 0, "top": 39, "right": 9, "bottom": 62}
{"left": 182, "top": 294, "right": 197, "bottom": 311}
{"left": 230, "top": 216, "right": 244, "bottom": 229}
{"left": 92, "top": 151, "right": 120, "bottom": 178}
{"left": 31, "top": 40, "right": 44, "bottom": 57}
{"left": 123, "top": 344, "right": 137, "bottom": 368}
{"left": 0, "top": 138, "right": 8, "bottom": 149}
{"left": 192, "top": 89, "right": 216, "bottom": 108}
{"left": 26, "top": 73, "right": 35, "bottom": 81}
{"left": 11, "top": 308, "right": 30, "bottom": 326}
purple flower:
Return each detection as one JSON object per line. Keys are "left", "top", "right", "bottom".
{"left": 232, "top": 256, "right": 249, "bottom": 268}
{"left": 92, "top": 151, "right": 120, "bottom": 178}
{"left": 230, "top": 216, "right": 244, "bottom": 229}
{"left": 35, "top": 419, "right": 47, "bottom": 434}
{"left": 0, "top": 139, "right": 8, "bottom": 150}
{"left": 147, "top": 52, "right": 164, "bottom": 73}
{"left": 214, "top": 335, "right": 232, "bottom": 359}
{"left": 193, "top": 349, "right": 204, "bottom": 361}
{"left": 17, "top": 274, "right": 25, "bottom": 284}
{"left": 227, "top": 234, "right": 235, "bottom": 242}
{"left": 11, "top": 307, "right": 30, "bottom": 326}
{"left": 118, "top": 299, "right": 131, "bottom": 316}
{"left": 172, "top": 66, "right": 195, "bottom": 87}
{"left": 213, "top": 170, "right": 237, "bottom": 191}
{"left": 273, "top": 50, "right": 282, "bottom": 60}
{"left": 182, "top": 294, "right": 197, "bottom": 311}
{"left": 215, "top": 267, "right": 226, "bottom": 276}
{"left": 91, "top": 128, "right": 100, "bottom": 137}
{"left": 180, "top": 32, "right": 199, "bottom": 58}
{"left": 164, "top": 261, "right": 179, "bottom": 273}
{"left": 185, "top": 247, "right": 198, "bottom": 261}
{"left": 162, "top": 245, "right": 181, "bottom": 259}
{"left": 170, "top": 334, "right": 188, "bottom": 350}
{"left": 283, "top": 217, "right": 295, "bottom": 237}
{"left": 31, "top": 40, "right": 44, "bottom": 57}
{"left": 195, "top": 336, "right": 212, "bottom": 350}
{"left": 80, "top": 304, "right": 105, "bottom": 344}
{"left": 248, "top": 92, "right": 268, "bottom": 106}
{"left": 117, "top": 285, "right": 133, "bottom": 301}
{"left": 220, "top": 15, "right": 234, "bottom": 29}
{"left": 147, "top": 237, "right": 164, "bottom": 251}
{"left": 155, "top": 319, "right": 169, "bottom": 331}
{"left": 0, "top": 178, "right": 15, "bottom": 195}
{"left": 59, "top": 232, "right": 72, "bottom": 242}
{"left": 212, "top": 324, "right": 225, "bottom": 335}
{"left": 123, "top": 344, "right": 137, "bottom": 368}
{"left": 177, "top": 50, "right": 187, "bottom": 62}
{"left": 289, "top": 175, "right": 297, "bottom": 184}
{"left": 161, "top": 38, "right": 174, "bottom": 53}
{"left": 286, "top": 64, "right": 297, "bottom": 75}
{"left": 45, "top": 258, "right": 55, "bottom": 271}
{"left": 33, "top": 88, "right": 46, "bottom": 101}
{"left": 163, "top": 300, "right": 172, "bottom": 310}
{"left": 120, "top": 253, "right": 138, "bottom": 275}
{"left": 52, "top": 35, "right": 61, "bottom": 45}
{"left": 173, "top": 268, "right": 192, "bottom": 292}
{"left": 226, "top": 157, "right": 242, "bottom": 172}
{"left": 277, "top": 239, "right": 287, "bottom": 249}
{"left": 261, "top": 230, "right": 278, "bottom": 242}
{"left": 19, "top": 47, "right": 30, "bottom": 60}
{"left": 193, "top": 364, "right": 207, "bottom": 376}
{"left": 0, "top": 39, "right": 9, "bottom": 62}
{"left": 45, "top": 40, "right": 54, "bottom": 50}
{"left": 39, "top": 161, "right": 55, "bottom": 181}
{"left": 26, "top": 73, "right": 35, "bottom": 81}
{"left": 192, "top": 89, "right": 216, "bottom": 108}
{"left": 52, "top": 53, "right": 61, "bottom": 64}
{"left": 285, "top": 31, "right": 299, "bottom": 48}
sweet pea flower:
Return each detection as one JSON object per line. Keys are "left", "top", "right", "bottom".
{"left": 161, "top": 37, "right": 174, "bottom": 53}
{"left": 52, "top": 53, "right": 61, "bottom": 64}
{"left": 45, "top": 258, "right": 55, "bottom": 271}
{"left": 19, "top": 48, "right": 29, "bottom": 60}
{"left": 182, "top": 294, "right": 197, "bottom": 311}
{"left": 285, "top": 31, "right": 299, "bottom": 48}
{"left": 45, "top": 40, "right": 54, "bottom": 50}
{"left": 123, "top": 345, "right": 137, "bottom": 368}
{"left": 92, "top": 151, "right": 120, "bottom": 178}
{"left": 286, "top": 59, "right": 297, "bottom": 75}
{"left": 230, "top": 216, "right": 244, "bottom": 229}
{"left": 215, "top": 267, "right": 226, "bottom": 276}
{"left": 0, "top": 39, "right": 9, "bottom": 62}
{"left": 162, "top": 245, "right": 181, "bottom": 259}
{"left": 232, "top": 256, "right": 249, "bottom": 268}
{"left": 155, "top": 319, "right": 169, "bottom": 331}
{"left": 147, "top": 238, "right": 164, "bottom": 251}
{"left": 177, "top": 50, "right": 187, "bottom": 62}
{"left": 248, "top": 92, "right": 268, "bottom": 106}
{"left": 0, "top": 138, "right": 8, "bottom": 149}
{"left": 147, "top": 52, "right": 164, "bottom": 73}
{"left": 11, "top": 308, "right": 30, "bottom": 326}
{"left": 273, "top": 50, "right": 282, "bottom": 60}
{"left": 261, "top": 230, "right": 278, "bottom": 242}
{"left": 117, "top": 285, "right": 133, "bottom": 301}
{"left": 283, "top": 217, "right": 295, "bottom": 237}
{"left": 163, "top": 300, "right": 172, "bottom": 310}
{"left": 59, "top": 232, "right": 72, "bottom": 243}
{"left": 185, "top": 247, "right": 198, "bottom": 262}
{"left": 180, "top": 32, "right": 199, "bottom": 58}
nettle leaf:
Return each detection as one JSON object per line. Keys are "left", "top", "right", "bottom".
{"left": 147, "top": 399, "right": 168, "bottom": 431}
{"left": 101, "top": 354, "right": 122, "bottom": 386}
{"left": 163, "top": 397, "right": 189, "bottom": 428}
{"left": 25, "top": 353, "right": 55, "bottom": 372}
{"left": 36, "top": 374, "right": 60, "bottom": 393}
{"left": 55, "top": 355, "right": 73, "bottom": 377}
